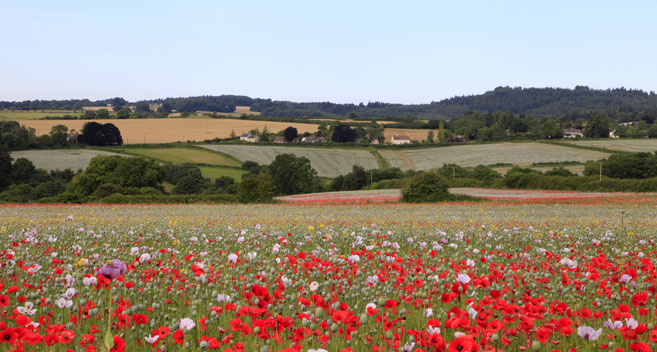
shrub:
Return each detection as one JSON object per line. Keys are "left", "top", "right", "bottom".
{"left": 402, "top": 171, "right": 451, "bottom": 202}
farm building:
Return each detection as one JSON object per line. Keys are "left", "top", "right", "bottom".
{"left": 609, "top": 130, "right": 619, "bottom": 138}
{"left": 240, "top": 133, "right": 259, "bottom": 143}
{"left": 274, "top": 136, "right": 287, "bottom": 143}
{"left": 301, "top": 136, "right": 327, "bottom": 143}
{"left": 371, "top": 139, "right": 380, "bottom": 145}
{"left": 563, "top": 129, "right": 584, "bottom": 139}
{"left": 391, "top": 134, "right": 411, "bottom": 145}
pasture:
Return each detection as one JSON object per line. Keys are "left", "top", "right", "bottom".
{"left": 18, "top": 118, "right": 319, "bottom": 144}
{"left": 567, "top": 138, "right": 657, "bottom": 152}
{"left": 9, "top": 149, "right": 123, "bottom": 171}
{"left": 0, "top": 109, "right": 80, "bottom": 119}
{"left": 115, "top": 147, "right": 242, "bottom": 167}
{"left": 200, "top": 145, "right": 379, "bottom": 177}
{"left": 381, "top": 142, "right": 609, "bottom": 170}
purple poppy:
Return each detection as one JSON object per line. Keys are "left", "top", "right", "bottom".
{"left": 96, "top": 259, "right": 127, "bottom": 280}
{"left": 577, "top": 326, "right": 602, "bottom": 341}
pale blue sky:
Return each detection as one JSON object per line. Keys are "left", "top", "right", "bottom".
{"left": 1, "top": 0, "right": 656, "bottom": 103}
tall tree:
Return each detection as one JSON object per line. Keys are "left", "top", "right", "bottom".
{"left": 331, "top": 124, "right": 357, "bottom": 143}
{"left": 283, "top": 126, "right": 298, "bottom": 142}
{"left": 267, "top": 154, "right": 317, "bottom": 195}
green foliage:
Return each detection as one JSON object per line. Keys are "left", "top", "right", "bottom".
{"left": 100, "top": 193, "right": 238, "bottom": 204}
{"left": 584, "top": 152, "right": 657, "bottom": 179}
{"left": 9, "top": 158, "right": 36, "bottom": 184}
{"left": 331, "top": 124, "right": 357, "bottom": 143}
{"left": 173, "top": 174, "right": 211, "bottom": 194}
{"left": 237, "top": 174, "right": 274, "bottom": 203}
{"left": 0, "top": 145, "right": 12, "bottom": 191}
{"left": 283, "top": 126, "right": 298, "bottom": 142}
{"left": 402, "top": 171, "right": 451, "bottom": 203}
{"left": 544, "top": 167, "right": 577, "bottom": 177}
{"left": 0, "top": 121, "right": 37, "bottom": 150}
{"left": 78, "top": 122, "right": 123, "bottom": 146}
{"left": 68, "top": 156, "right": 164, "bottom": 196}
{"left": 267, "top": 154, "right": 317, "bottom": 195}
{"left": 583, "top": 114, "right": 611, "bottom": 138}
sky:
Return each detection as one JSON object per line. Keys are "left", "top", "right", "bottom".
{"left": 1, "top": 0, "right": 656, "bottom": 104}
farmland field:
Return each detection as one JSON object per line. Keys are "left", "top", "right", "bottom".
{"left": 9, "top": 149, "right": 123, "bottom": 171}
{"left": 200, "top": 145, "right": 379, "bottom": 177}
{"left": 18, "top": 118, "right": 319, "bottom": 144}
{"left": 197, "top": 166, "right": 245, "bottom": 180}
{"left": 0, "top": 109, "right": 81, "bottom": 119}
{"left": 382, "top": 128, "right": 433, "bottom": 142}
{"left": 567, "top": 139, "right": 657, "bottom": 152}
{"left": 1, "top": 199, "right": 655, "bottom": 352}
{"left": 382, "top": 142, "right": 609, "bottom": 170}
{"left": 114, "top": 147, "right": 242, "bottom": 167}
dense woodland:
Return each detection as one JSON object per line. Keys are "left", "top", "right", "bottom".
{"left": 4, "top": 87, "right": 657, "bottom": 120}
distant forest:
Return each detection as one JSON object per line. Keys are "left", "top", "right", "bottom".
{"left": 2, "top": 86, "right": 657, "bottom": 120}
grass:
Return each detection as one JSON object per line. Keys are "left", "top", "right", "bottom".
{"left": 565, "top": 138, "right": 657, "bottom": 153}
{"left": 0, "top": 110, "right": 81, "bottom": 119}
{"left": 114, "top": 147, "right": 242, "bottom": 167}
{"left": 199, "top": 145, "right": 380, "bottom": 177}
{"left": 198, "top": 166, "right": 245, "bottom": 180}
{"left": 382, "top": 142, "right": 610, "bottom": 170}
{"left": 9, "top": 149, "right": 123, "bottom": 171}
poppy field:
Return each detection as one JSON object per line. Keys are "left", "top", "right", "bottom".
{"left": 1, "top": 199, "right": 657, "bottom": 352}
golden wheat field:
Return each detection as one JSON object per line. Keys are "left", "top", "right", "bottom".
{"left": 19, "top": 118, "right": 319, "bottom": 144}
{"left": 382, "top": 128, "right": 433, "bottom": 142}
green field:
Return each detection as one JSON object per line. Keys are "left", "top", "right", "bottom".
{"left": 567, "top": 139, "right": 657, "bottom": 153}
{"left": 198, "top": 166, "right": 245, "bottom": 180}
{"left": 117, "top": 147, "right": 242, "bottom": 167}
{"left": 9, "top": 149, "right": 123, "bottom": 171}
{"left": 381, "top": 142, "right": 610, "bottom": 170}
{"left": 200, "top": 145, "right": 380, "bottom": 177}
{"left": 0, "top": 109, "right": 81, "bottom": 119}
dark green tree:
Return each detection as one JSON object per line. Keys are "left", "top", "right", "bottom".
{"left": 402, "top": 171, "right": 450, "bottom": 203}
{"left": 237, "top": 174, "right": 274, "bottom": 203}
{"left": 331, "top": 124, "right": 357, "bottom": 143}
{"left": 283, "top": 126, "right": 298, "bottom": 142}
{"left": 267, "top": 154, "right": 317, "bottom": 195}
{"left": 0, "top": 145, "right": 12, "bottom": 191}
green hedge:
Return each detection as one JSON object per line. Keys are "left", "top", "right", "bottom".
{"left": 99, "top": 193, "right": 239, "bottom": 204}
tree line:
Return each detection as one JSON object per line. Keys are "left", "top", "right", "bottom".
{"left": 4, "top": 87, "right": 657, "bottom": 120}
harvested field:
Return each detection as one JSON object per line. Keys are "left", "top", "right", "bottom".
{"left": 567, "top": 139, "right": 657, "bottom": 152}
{"left": 382, "top": 128, "right": 432, "bottom": 142}
{"left": 19, "top": 118, "right": 318, "bottom": 144}
{"left": 198, "top": 166, "right": 245, "bottom": 181}
{"left": 199, "top": 145, "right": 379, "bottom": 177}
{"left": 10, "top": 149, "right": 123, "bottom": 171}
{"left": 382, "top": 142, "right": 609, "bottom": 170}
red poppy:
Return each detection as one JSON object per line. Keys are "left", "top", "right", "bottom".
{"left": 110, "top": 336, "right": 126, "bottom": 352}
{"left": 448, "top": 335, "right": 479, "bottom": 352}
{"left": 173, "top": 329, "right": 185, "bottom": 346}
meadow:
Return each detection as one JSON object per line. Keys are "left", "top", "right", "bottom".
{"left": 9, "top": 149, "right": 123, "bottom": 171}
{"left": 200, "top": 145, "right": 380, "bottom": 177}
{"left": 567, "top": 139, "right": 657, "bottom": 153}
{"left": 0, "top": 110, "right": 80, "bottom": 119}
{"left": 0, "top": 197, "right": 654, "bottom": 352}
{"left": 381, "top": 143, "right": 610, "bottom": 170}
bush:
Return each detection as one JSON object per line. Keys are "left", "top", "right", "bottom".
{"left": 402, "top": 171, "right": 451, "bottom": 202}
{"left": 237, "top": 174, "right": 275, "bottom": 203}
{"left": 100, "top": 193, "right": 238, "bottom": 204}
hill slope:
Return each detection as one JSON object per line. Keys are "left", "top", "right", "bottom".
{"left": 3, "top": 86, "right": 656, "bottom": 119}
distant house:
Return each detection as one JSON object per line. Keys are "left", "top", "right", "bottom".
{"left": 370, "top": 139, "right": 380, "bottom": 145}
{"left": 301, "top": 136, "right": 327, "bottom": 143}
{"left": 274, "top": 136, "right": 287, "bottom": 143}
{"left": 391, "top": 134, "right": 411, "bottom": 145}
{"left": 563, "top": 128, "right": 584, "bottom": 139}
{"left": 609, "top": 130, "right": 619, "bottom": 138}
{"left": 449, "top": 135, "right": 466, "bottom": 143}
{"left": 240, "top": 133, "right": 259, "bottom": 143}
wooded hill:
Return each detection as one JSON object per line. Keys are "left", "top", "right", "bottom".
{"left": 3, "top": 86, "right": 657, "bottom": 120}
